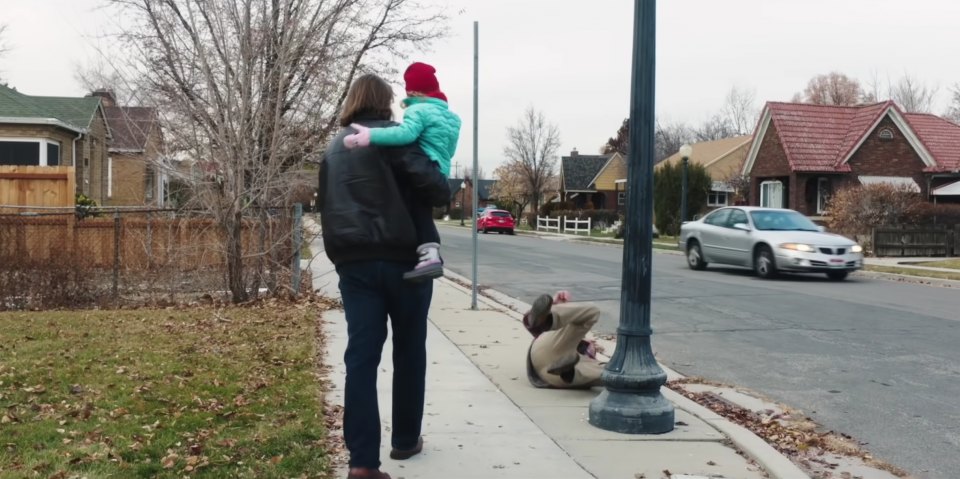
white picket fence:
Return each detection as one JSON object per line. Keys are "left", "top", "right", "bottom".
{"left": 563, "top": 216, "right": 591, "bottom": 235}
{"left": 536, "top": 215, "right": 561, "bottom": 232}
{"left": 536, "top": 215, "right": 594, "bottom": 235}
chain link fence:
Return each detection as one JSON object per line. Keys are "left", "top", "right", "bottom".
{"left": 0, "top": 205, "right": 306, "bottom": 310}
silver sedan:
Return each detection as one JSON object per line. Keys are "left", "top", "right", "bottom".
{"left": 678, "top": 207, "right": 864, "bottom": 281}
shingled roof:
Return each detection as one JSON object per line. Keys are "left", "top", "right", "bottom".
{"left": 561, "top": 151, "right": 610, "bottom": 192}
{"left": 0, "top": 84, "right": 103, "bottom": 133}
{"left": 448, "top": 178, "right": 498, "bottom": 201}
{"left": 104, "top": 106, "right": 157, "bottom": 152}
{"left": 904, "top": 113, "right": 960, "bottom": 172}
{"left": 744, "top": 101, "right": 959, "bottom": 174}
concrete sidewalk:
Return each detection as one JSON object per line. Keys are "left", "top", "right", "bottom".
{"left": 305, "top": 219, "right": 808, "bottom": 479}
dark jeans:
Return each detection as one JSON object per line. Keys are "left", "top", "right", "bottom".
{"left": 336, "top": 260, "right": 433, "bottom": 469}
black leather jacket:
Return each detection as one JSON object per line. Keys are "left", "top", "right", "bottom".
{"left": 318, "top": 117, "right": 451, "bottom": 266}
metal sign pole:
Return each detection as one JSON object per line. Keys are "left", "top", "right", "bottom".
{"left": 471, "top": 20, "right": 479, "bottom": 311}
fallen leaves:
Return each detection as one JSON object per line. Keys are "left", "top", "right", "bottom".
{"left": 0, "top": 303, "right": 332, "bottom": 477}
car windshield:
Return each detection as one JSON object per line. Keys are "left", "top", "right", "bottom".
{"left": 491, "top": 211, "right": 511, "bottom": 217}
{"left": 749, "top": 210, "right": 819, "bottom": 231}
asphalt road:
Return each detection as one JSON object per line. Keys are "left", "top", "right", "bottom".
{"left": 438, "top": 225, "right": 960, "bottom": 479}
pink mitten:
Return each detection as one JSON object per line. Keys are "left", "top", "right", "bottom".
{"left": 343, "top": 123, "right": 371, "bottom": 149}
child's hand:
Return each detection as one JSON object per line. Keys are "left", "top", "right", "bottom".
{"left": 343, "top": 123, "right": 371, "bottom": 149}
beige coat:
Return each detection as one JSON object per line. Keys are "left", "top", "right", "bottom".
{"left": 527, "top": 302, "right": 605, "bottom": 389}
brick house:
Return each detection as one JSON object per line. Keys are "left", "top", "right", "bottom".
{"left": 0, "top": 84, "right": 111, "bottom": 204}
{"left": 447, "top": 178, "right": 498, "bottom": 215}
{"left": 559, "top": 149, "right": 627, "bottom": 211}
{"left": 94, "top": 91, "right": 166, "bottom": 206}
{"left": 742, "top": 101, "right": 960, "bottom": 216}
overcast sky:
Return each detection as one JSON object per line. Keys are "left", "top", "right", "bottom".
{"left": 3, "top": 0, "right": 960, "bottom": 177}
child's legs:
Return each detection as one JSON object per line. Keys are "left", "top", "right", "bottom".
{"left": 411, "top": 204, "right": 440, "bottom": 247}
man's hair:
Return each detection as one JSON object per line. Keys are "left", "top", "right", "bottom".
{"left": 339, "top": 74, "right": 394, "bottom": 127}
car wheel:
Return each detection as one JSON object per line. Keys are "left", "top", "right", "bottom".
{"left": 754, "top": 246, "right": 778, "bottom": 279}
{"left": 687, "top": 242, "right": 707, "bottom": 270}
{"left": 508, "top": 229, "right": 515, "bottom": 235}
{"left": 482, "top": 226, "right": 488, "bottom": 234}
{"left": 497, "top": 230, "right": 503, "bottom": 234}
{"left": 826, "top": 271, "right": 849, "bottom": 281}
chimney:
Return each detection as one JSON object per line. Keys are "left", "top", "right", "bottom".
{"left": 571, "top": 148, "right": 579, "bottom": 156}
{"left": 88, "top": 89, "right": 117, "bottom": 107}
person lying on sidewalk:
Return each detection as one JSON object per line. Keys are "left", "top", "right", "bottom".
{"left": 523, "top": 291, "right": 605, "bottom": 389}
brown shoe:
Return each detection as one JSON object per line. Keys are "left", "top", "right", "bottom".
{"left": 346, "top": 468, "right": 391, "bottom": 479}
{"left": 389, "top": 436, "right": 423, "bottom": 460}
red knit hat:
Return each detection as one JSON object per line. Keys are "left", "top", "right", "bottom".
{"left": 404, "top": 62, "right": 447, "bottom": 102}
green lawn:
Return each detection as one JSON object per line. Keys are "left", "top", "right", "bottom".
{"left": 0, "top": 303, "right": 332, "bottom": 479}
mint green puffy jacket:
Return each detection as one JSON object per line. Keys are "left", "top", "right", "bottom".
{"left": 368, "top": 97, "right": 461, "bottom": 177}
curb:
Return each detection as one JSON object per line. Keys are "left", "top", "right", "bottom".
{"left": 439, "top": 268, "right": 810, "bottom": 479}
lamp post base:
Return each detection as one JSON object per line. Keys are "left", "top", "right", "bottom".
{"left": 588, "top": 388, "right": 675, "bottom": 434}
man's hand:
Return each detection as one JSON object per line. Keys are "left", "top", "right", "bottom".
{"left": 553, "top": 290, "right": 571, "bottom": 304}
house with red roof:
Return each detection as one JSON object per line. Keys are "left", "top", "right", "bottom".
{"left": 741, "top": 100, "right": 960, "bottom": 216}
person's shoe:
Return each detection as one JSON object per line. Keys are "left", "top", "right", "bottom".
{"left": 389, "top": 436, "right": 423, "bottom": 460}
{"left": 403, "top": 243, "right": 443, "bottom": 282}
{"left": 346, "top": 467, "right": 391, "bottom": 479}
{"left": 546, "top": 352, "right": 580, "bottom": 377}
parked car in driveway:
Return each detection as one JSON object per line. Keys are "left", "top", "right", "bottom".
{"left": 678, "top": 207, "right": 863, "bottom": 280}
{"left": 477, "top": 209, "right": 515, "bottom": 235}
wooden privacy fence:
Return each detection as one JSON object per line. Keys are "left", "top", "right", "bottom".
{"left": 0, "top": 165, "right": 76, "bottom": 213}
{"left": 0, "top": 214, "right": 288, "bottom": 270}
{"left": 871, "top": 226, "right": 956, "bottom": 257}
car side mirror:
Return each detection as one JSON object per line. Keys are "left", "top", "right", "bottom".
{"left": 733, "top": 223, "right": 751, "bottom": 231}
{"left": 816, "top": 225, "right": 826, "bottom": 232}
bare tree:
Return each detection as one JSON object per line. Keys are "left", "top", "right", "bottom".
{"left": 489, "top": 161, "right": 530, "bottom": 218}
{"left": 693, "top": 114, "right": 736, "bottom": 142}
{"left": 0, "top": 23, "right": 9, "bottom": 81}
{"left": 604, "top": 117, "right": 693, "bottom": 163}
{"left": 799, "top": 72, "right": 864, "bottom": 106}
{"left": 655, "top": 120, "right": 693, "bottom": 162}
{"left": 107, "top": 0, "right": 446, "bottom": 302}
{"left": 504, "top": 107, "right": 561, "bottom": 213}
{"left": 889, "top": 74, "right": 938, "bottom": 113}
{"left": 945, "top": 83, "right": 960, "bottom": 124}
{"left": 722, "top": 85, "right": 758, "bottom": 135}
{"left": 463, "top": 165, "right": 485, "bottom": 180}
{"left": 74, "top": 59, "right": 148, "bottom": 106}
{"left": 601, "top": 118, "right": 629, "bottom": 155}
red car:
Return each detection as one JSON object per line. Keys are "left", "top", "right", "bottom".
{"left": 477, "top": 209, "right": 515, "bottom": 235}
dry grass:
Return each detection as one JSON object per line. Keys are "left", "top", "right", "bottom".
{"left": 0, "top": 299, "right": 336, "bottom": 478}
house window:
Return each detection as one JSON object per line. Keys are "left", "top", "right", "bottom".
{"left": 878, "top": 128, "right": 894, "bottom": 141}
{"left": 145, "top": 166, "right": 155, "bottom": 200}
{"left": 708, "top": 191, "right": 729, "bottom": 207}
{"left": 0, "top": 139, "right": 61, "bottom": 166}
{"left": 760, "top": 180, "right": 784, "bottom": 208}
{"left": 618, "top": 192, "right": 626, "bottom": 205}
{"left": 107, "top": 156, "right": 113, "bottom": 199}
{"left": 46, "top": 142, "right": 61, "bottom": 166}
{"left": 816, "top": 178, "right": 831, "bottom": 214}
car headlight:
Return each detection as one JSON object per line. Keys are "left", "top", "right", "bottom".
{"left": 779, "top": 243, "right": 815, "bottom": 252}
{"left": 850, "top": 244, "right": 863, "bottom": 253}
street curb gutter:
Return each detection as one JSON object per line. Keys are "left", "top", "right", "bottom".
{"left": 440, "top": 269, "right": 810, "bottom": 479}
